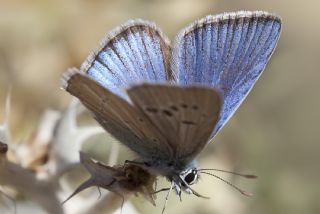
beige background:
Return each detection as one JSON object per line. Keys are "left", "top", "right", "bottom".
{"left": 0, "top": 0, "right": 319, "bottom": 213}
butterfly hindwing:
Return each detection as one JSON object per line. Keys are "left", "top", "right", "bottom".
{"left": 62, "top": 69, "right": 172, "bottom": 158}
{"left": 127, "top": 84, "right": 221, "bottom": 163}
{"left": 172, "top": 11, "right": 281, "bottom": 138}
{"left": 81, "top": 20, "right": 173, "bottom": 100}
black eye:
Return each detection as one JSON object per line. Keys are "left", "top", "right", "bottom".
{"left": 184, "top": 170, "right": 197, "bottom": 185}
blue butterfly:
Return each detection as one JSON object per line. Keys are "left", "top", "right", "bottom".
{"left": 62, "top": 10, "right": 281, "bottom": 205}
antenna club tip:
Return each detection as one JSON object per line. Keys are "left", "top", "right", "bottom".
{"left": 245, "top": 174, "right": 258, "bottom": 179}
{"left": 242, "top": 191, "right": 254, "bottom": 197}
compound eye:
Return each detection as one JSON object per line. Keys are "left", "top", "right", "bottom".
{"left": 184, "top": 169, "right": 198, "bottom": 185}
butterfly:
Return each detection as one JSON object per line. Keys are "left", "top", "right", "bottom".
{"left": 61, "top": 10, "right": 281, "bottom": 207}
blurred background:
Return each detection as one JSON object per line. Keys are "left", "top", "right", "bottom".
{"left": 0, "top": 0, "right": 319, "bottom": 214}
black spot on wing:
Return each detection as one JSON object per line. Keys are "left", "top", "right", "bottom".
{"left": 170, "top": 105, "right": 179, "bottom": 112}
{"left": 192, "top": 105, "right": 199, "bottom": 110}
{"left": 181, "top": 120, "right": 196, "bottom": 125}
{"left": 162, "top": 109, "right": 173, "bottom": 117}
{"left": 145, "top": 106, "right": 159, "bottom": 114}
{"left": 181, "top": 103, "right": 188, "bottom": 109}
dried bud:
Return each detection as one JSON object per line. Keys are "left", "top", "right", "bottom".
{"left": 62, "top": 152, "right": 157, "bottom": 206}
{"left": 0, "top": 142, "right": 8, "bottom": 154}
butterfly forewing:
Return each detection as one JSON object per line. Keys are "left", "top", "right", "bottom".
{"left": 62, "top": 69, "right": 172, "bottom": 158}
{"left": 81, "top": 20, "right": 173, "bottom": 100}
{"left": 172, "top": 11, "right": 281, "bottom": 138}
{"left": 127, "top": 84, "right": 221, "bottom": 163}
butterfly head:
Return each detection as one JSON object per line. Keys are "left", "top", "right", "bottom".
{"left": 180, "top": 168, "right": 199, "bottom": 188}
{"left": 167, "top": 166, "right": 210, "bottom": 198}
{"left": 167, "top": 162, "right": 202, "bottom": 195}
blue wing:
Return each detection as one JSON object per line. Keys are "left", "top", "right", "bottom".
{"left": 80, "top": 20, "right": 172, "bottom": 100}
{"left": 171, "top": 11, "right": 281, "bottom": 139}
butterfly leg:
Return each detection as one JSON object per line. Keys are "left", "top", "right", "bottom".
{"left": 178, "top": 190, "right": 182, "bottom": 202}
{"left": 172, "top": 182, "right": 182, "bottom": 202}
{"left": 161, "top": 181, "right": 174, "bottom": 214}
{"left": 151, "top": 187, "right": 171, "bottom": 195}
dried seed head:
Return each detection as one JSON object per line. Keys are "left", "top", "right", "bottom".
{"left": 62, "top": 152, "right": 157, "bottom": 206}
{"left": 0, "top": 142, "right": 8, "bottom": 154}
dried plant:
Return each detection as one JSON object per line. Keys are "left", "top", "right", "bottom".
{"left": 0, "top": 93, "right": 146, "bottom": 214}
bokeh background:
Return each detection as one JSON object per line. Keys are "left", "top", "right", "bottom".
{"left": 0, "top": 0, "right": 319, "bottom": 214}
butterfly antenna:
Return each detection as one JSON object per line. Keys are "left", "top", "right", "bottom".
{"left": 161, "top": 181, "right": 174, "bottom": 214}
{"left": 198, "top": 168, "right": 257, "bottom": 179}
{"left": 200, "top": 172, "right": 253, "bottom": 197}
